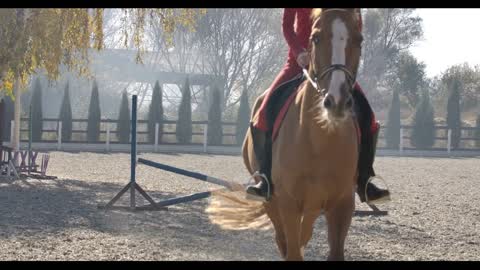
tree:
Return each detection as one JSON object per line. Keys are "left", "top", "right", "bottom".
{"left": 207, "top": 87, "right": 223, "bottom": 145}
{"left": 59, "top": 82, "right": 73, "bottom": 142}
{"left": 236, "top": 89, "right": 251, "bottom": 145}
{"left": 0, "top": 8, "right": 205, "bottom": 150}
{"left": 148, "top": 81, "right": 164, "bottom": 144}
{"left": 0, "top": 9, "right": 206, "bottom": 94}
{"left": 87, "top": 80, "right": 101, "bottom": 143}
{"left": 176, "top": 77, "right": 192, "bottom": 144}
{"left": 358, "top": 9, "right": 423, "bottom": 109}
{"left": 117, "top": 90, "right": 130, "bottom": 144}
{"left": 385, "top": 89, "right": 401, "bottom": 149}
{"left": 446, "top": 78, "right": 462, "bottom": 149}
{"left": 150, "top": 9, "right": 284, "bottom": 115}
{"left": 387, "top": 51, "right": 427, "bottom": 109}
{"left": 411, "top": 90, "right": 435, "bottom": 149}
{"left": 475, "top": 114, "right": 480, "bottom": 148}
{"left": 1, "top": 95, "right": 14, "bottom": 142}
{"left": 0, "top": 9, "right": 104, "bottom": 97}
{"left": 30, "top": 78, "right": 43, "bottom": 142}
{"left": 439, "top": 63, "right": 480, "bottom": 111}
{"left": 195, "top": 9, "right": 285, "bottom": 112}
{"left": 0, "top": 99, "right": 4, "bottom": 145}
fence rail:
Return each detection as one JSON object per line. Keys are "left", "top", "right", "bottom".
{"left": 378, "top": 125, "right": 480, "bottom": 152}
{"left": 3, "top": 118, "right": 480, "bottom": 153}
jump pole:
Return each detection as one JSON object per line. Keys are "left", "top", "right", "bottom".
{"left": 134, "top": 158, "right": 243, "bottom": 210}
{"left": 137, "top": 158, "right": 234, "bottom": 188}
{"left": 355, "top": 204, "right": 388, "bottom": 216}
{"left": 98, "top": 95, "right": 166, "bottom": 211}
{"left": 136, "top": 158, "right": 386, "bottom": 216}
{"left": 99, "top": 96, "right": 386, "bottom": 215}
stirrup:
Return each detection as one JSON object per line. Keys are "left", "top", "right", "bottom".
{"left": 363, "top": 175, "right": 391, "bottom": 205}
{"left": 245, "top": 171, "right": 272, "bottom": 202}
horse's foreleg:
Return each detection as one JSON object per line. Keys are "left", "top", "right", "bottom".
{"left": 265, "top": 201, "right": 287, "bottom": 259}
{"left": 325, "top": 195, "right": 355, "bottom": 261}
{"left": 300, "top": 211, "right": 321, "bottom": 256}
{"left": 278, "top": 197, "right": 303, "bottom": 261}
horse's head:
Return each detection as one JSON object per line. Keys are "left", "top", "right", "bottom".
{"left": 308, "top": 8, "right": 363, "bottom": 120}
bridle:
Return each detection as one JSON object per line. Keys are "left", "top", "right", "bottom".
{"left": 303, "top": 9, "right": 359, "bottom": 95}
{"left": 303, "top": 62, "right": 357, "bottom": 97}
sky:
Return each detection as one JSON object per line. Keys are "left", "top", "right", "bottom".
{"left": 409, "top": 8, "right": 480, "bottom": 78}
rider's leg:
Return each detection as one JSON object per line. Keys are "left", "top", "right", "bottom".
{"left": 352, "top": 83, "right": 390, "bottom": 204}
{"left": 245, "top": 60, "right": 301, "bottom": 202}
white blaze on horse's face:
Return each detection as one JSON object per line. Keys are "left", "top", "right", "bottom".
{"left": 327, "top": 18, "right": 348, "bottom": 105}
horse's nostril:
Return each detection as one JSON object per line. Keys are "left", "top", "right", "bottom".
{"left": 345, "top": 97, "right": 353, "bottom": 108}
{"left": 324, "top": 96, "right": 334, "bottom": 109}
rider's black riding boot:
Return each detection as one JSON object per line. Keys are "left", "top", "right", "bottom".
{"left": 357, "top": 123, "right": 391, "bottom": 203}
{"left": 245, "top": 123, "right": 273, "bottom": 202}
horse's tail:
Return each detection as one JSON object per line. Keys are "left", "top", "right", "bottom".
{"left": 205, "top": 183, "right": 272, "bottom": 231}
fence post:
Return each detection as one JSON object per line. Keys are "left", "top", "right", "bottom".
{"left": 28, "top": 105, "right": 32, "bottom": 175}
{"left": 130, "top": 95, "right": 138, "bottom": 210}
{"left": 106, "top": 123, "right": 110, "bottom": 152}
{"left": 57, "top": 121, "right": 62, "bottom": 151}
{"left": 203, "top": 124, "right": 208, "bottom": 153}
{"left": 399, "top": 128, "right": 404, "bottom": 153}
{"left": 10, "top": 120, "right": 14, "bottom": 146}
{"left": 155, "top": 123, "right": 159, "bottom": 153}
{"left": 447, "top": 129, "right": 452, "bottom": 154}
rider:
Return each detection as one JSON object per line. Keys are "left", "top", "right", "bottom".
{"left": 245, "top": 8, "right": 391, "bottom": 204}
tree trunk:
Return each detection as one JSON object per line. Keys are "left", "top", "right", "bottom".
{"left": 11, "top": 9, "right": 27, "bottom": 152}
{"left": 0, "top": 99, "right": 4, "bottom": 146}
{"left": 0, "top": 71, "right": 6, "bottom": 89}
{"left": 13, "top": 75, "right": 21, "bottom": 152}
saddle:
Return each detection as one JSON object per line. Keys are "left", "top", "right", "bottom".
{"left": 265, "top": 73, "right": 305, "bottom": 142}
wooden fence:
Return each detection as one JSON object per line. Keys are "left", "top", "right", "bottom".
{"left": 378, "top": 125, "right": 480, "bottom": 152}
{"left": 4, "top": 118, "right": 480, "bottom": 152}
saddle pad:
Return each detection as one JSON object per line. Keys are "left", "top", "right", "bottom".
{"left": 272, "top": 87, "right": 301, "bottom": 142}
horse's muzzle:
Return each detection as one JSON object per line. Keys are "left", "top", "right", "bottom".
{"left": 323, "top": 93, "right": 353, "bottom": 119}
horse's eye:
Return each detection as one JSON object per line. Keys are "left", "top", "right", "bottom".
{"left": 312, "top": 36, "right": 321, "bottom": 45}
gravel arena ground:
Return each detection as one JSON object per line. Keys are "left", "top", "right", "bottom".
{"left": 0, "top": 151, "right": 479, "bottom": 261}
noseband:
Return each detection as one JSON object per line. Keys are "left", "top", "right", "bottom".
{"left": 304, "top": 64, "right": 357, "bottom": 96}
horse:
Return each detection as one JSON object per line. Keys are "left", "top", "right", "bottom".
{"left": 206, "top": 8, "right": 363, "bottom": 261}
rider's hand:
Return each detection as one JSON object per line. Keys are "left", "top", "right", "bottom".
{"left": 296, "top": 51, "right": 309, "bottom": 68}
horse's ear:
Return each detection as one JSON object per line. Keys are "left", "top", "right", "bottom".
{"left": 353, "top": 8, "right": 361, "bottom": 19}
{"left": 354, "top": 9, "right": 362, "bottom": 30}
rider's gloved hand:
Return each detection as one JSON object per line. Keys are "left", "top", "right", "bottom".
{"left": 296, "top": 51, "right": 309, "bottom": 68}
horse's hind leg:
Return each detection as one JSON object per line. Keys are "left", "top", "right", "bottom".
{"left": 325, "top": 195, "right": 354, "bottom": 261}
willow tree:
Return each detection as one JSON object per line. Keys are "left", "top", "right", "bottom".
{"left": 0, "top": 8, "right": 205, "bottom": 150}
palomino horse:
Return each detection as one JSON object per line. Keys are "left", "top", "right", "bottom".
{"left": 206, "top": 8, "right": 363, "bottom": 261}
